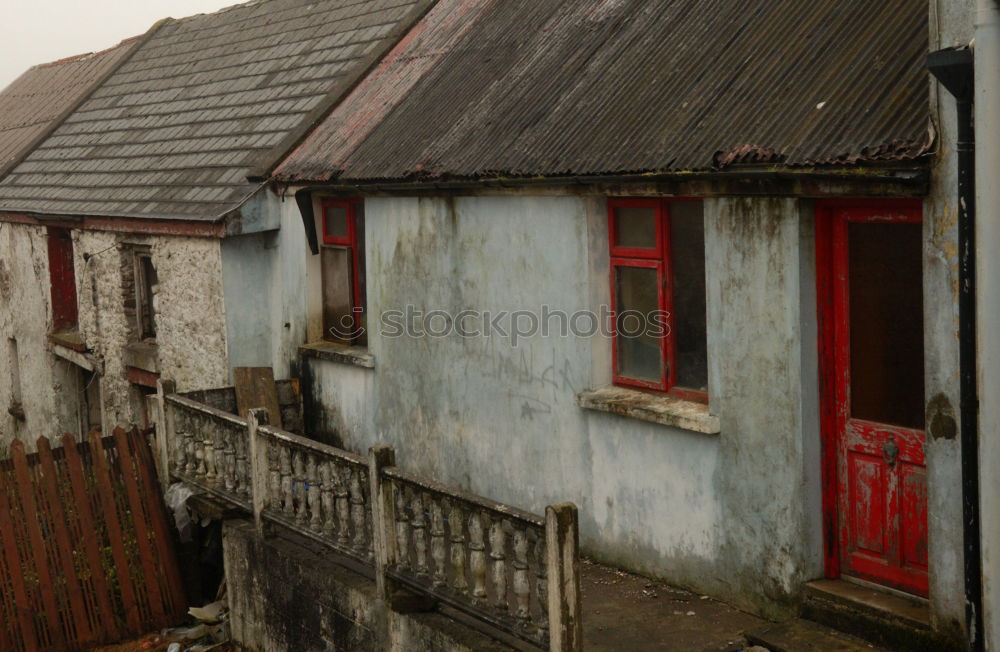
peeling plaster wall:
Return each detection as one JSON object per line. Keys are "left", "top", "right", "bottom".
{"left": 285, "top": 190, "right": 964, "bottom": 624}
{"left": 0, "top": 222, "right": 82, "bottom": 449}
{"left": 76, "top": 231, "right": 229, "bottom": 426}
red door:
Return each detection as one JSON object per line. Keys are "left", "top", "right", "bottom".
{"left": 817, "top": 201, "right": 928, "bottom": 597}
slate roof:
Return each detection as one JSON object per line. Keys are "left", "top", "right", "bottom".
{"left": 0, "top": 0, "right": 429, "bottom": 221}
{"left": 275, "top": 0, "right": 931, "bottom": 184}
{"left": 0, "top": 38, "right": 140, "bottom": 179}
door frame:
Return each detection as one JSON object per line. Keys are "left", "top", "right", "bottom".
{"left": 815, "top": 198, "right": 924, "bottom": 582}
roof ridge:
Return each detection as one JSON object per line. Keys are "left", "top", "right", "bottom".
{"left": 169, "top": 0, "right": 275, "bottom": 24}
{"left": 32, "top": 34, "right": 145, "bottom": 70}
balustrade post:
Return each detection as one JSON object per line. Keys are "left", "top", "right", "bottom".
{"left": 248, "top": 408, "right": 270, "bottom": 538}
{"left": 545, "top": 503, "right": 582, "bottom": 652}
{"left": 368, "top": 444, "right": 397, "bottom": 602}
{"left": 154, "top": 379, "right": 176, "bottom": 490}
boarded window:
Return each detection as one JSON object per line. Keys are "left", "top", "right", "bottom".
{"left": 47, "top": 228, "right": 78, "bottom": 331}
{"left": 320, "top": 199, "right": 366, "bottom": 345}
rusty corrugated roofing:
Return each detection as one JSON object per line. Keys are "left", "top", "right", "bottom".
{"left": 0, "top": 38, "right": 140, "bottom": 180}
{"left": 275, "top": 0, "right": 931, "bottom": 184}
{"left": 0, "top": 0, "right": 430, "bottom": 221}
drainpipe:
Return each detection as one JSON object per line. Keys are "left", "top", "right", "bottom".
{"left": 974, "top": 0, "right": 1000, "bottom": 649}
{"left": 927, "top": 45, "right": 981, "bottom": 651}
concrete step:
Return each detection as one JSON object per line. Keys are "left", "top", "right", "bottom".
{"left": 801, "top": 579, "right": 959, "bottom": 651}
{"left": 746, "top": 618, "right": 881, "bottom": 651}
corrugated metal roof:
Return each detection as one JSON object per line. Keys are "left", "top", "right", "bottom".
{"left": 275, "top": 0, "right": 931, "bottom": 184}
{"left": 0, "top": 38, "right": 140, "bottom": 179}
{"left": 0, "top": 0, "right": 429, "bottom": 221}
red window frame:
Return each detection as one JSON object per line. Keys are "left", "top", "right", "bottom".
{"left": 320, "top": 198, "right": 365, "bottom": 342}
{"left": 608, "top": 198, "right": 706, "bottom": 402}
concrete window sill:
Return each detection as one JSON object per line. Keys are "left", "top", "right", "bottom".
{"left": 577, "top": 386, "right": 721, "bottom": 435}
{"left": 300, "top": 341, "right": 375, "bottom": 369}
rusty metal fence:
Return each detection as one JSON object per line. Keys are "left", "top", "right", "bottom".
{"left": 0, "top": 429, "right": 186, "bottom": 651}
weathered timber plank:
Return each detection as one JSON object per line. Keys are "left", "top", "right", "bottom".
{"left": 11, "top": 440, "right": 66, "bottom": 649}
{"left": 0, "top": 483, "right": 37, "bottom": 651}
{"left": 36, "top": 436, "right": 93, "bottom": 645}
{"left": 234, "top": 367, "right": 283, "bottom": 429}
{"left": 128, "top": 427, "right": 187, "bottom": 620}
{"left": 113, "top": 427, "right": 167, "bottom": 626}
{"left": 89, "top": 430, "right": 143, "bottom": 632}
{"left": 62, "top": 433, "right": 119, "bottom": 643}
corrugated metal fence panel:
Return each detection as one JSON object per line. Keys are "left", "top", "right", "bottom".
{"left": 0, "top": 430, "right": 185, "bottom": 651}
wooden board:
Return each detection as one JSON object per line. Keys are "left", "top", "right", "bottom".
{"left": 233, "top": 367, "right": 283, "bottom": 428}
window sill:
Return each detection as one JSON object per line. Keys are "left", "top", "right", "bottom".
{"left": 299, "top": 341, "right": 374, "bottom": 369}
{"left": 576, "top": 386, "right": 720, "bottom": 435}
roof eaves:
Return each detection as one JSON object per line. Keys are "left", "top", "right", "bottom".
{"left": 0, "top": 18, "right": 174, "bottom": 185}
{"left": 246, "top": 0, "right": 440, "bottom": 183}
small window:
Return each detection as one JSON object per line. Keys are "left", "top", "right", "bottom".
{"left": 320, "top": 199, "right": 366, "bottom": 345}
{"left": 134, "top": 250, "right": 158, "bottom": 341}
{"left": 47, "top": 227, "right": 78, "bottom": 332}
{"left": 609, "top": 198, "right": 707, "bottom": 400}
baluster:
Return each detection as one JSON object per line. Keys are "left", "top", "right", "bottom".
{"left": 535, "top": 531, "right": 548, "bottom": 637}
{"left": 213, "top": 423, "right": 225, "bottom": 488}
{"left": 513, "top": 526, "right": 531, "bottom": 626}
{"left": 308, "top": 454, "right": 322, "bottom": 532}
{"left": 430, "top": 498, "right": 447, "bottom": 588}
{"left": 293, "top": 449, "right": 307, "bottom": 525}
{"left": 280, "top": 445, "right": 293, "bottom": 517}
{"left": 223, "top": 427, "right": 236, "bottom": 493}
{"left": 267, "top": 439, "right": 281, "bottom": 512}
{"left": 350, "top": 467, "right": 367, "bottom": 555}
{"left": 203, "top": 420, "right": 216, "bottom": 484}
{"left": 321, "top": 460, "right": 336, "bottom": 537}
{"left": 450, "top": 501, "right": 468, "bottom": 595}
{"left": 335, "top": 465, "right": 351, "bottom": 547}
{"left": 490, "top": 518, "right": 508, "bottom": 613}
{"left": 174, "top": 423, "right": 188, "bottom": 474}
{"left": 468, "top": 510, "right": 487, "bottom": 605}
{"left": 184, "top": 416, "right": 198, "bottom": 475}
{"left": 365, "top": 470, "right": 375, "bottom": 561}
{"left": 411, "top": 491, "right": 428, "bottom": 577}
{"left": 195, "top": 422, "right": 207, "bottom": 478}
{"left": 235, "top": 428, "right": 249, "bottom": 497}
{"left": 395, "top": 484, "right": 411, "bottom": 571}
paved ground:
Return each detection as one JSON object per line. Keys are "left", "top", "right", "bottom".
{"left": 581, "top": 558, "right": 770, "bottom": 651}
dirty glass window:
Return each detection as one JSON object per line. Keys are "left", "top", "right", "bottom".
{"left": 848, "top": 221, "right": 924, "bottom": 429}
{"left": 320, "top": 199, "right": 366, "bottom": 346}
{"left": 609, "top": 198, "right": 707, "bottom": 399}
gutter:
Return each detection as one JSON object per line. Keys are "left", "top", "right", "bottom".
{"left": 927, "top": 46, "right": 982, "bottom": 651}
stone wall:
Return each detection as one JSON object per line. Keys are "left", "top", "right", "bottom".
{"left": 223, "top": 520, "right": 508, "bottom": 651}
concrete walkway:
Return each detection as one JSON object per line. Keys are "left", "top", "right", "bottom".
{"left": 580, "top": 559, "right": 881, "bottom": 651}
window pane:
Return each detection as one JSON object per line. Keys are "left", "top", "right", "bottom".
{"left": 669, "top": 201, "right": 708, "bottom": 391}
{"left": 848, "top": 222, "right": 924, "bottom": 429}
{"left": 615, "top": 265, "right": 663, "bottom": 383}
{"left": 322, "top": 247, "right": 354, "bottom": 342}
{"left": 325, "top": 205, "right": 349, "bottom": 240}
{"left": 614, "top": 205, "right": 657, "bottom": 249}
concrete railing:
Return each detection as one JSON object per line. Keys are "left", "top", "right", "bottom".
{"left": 154, "top": 381, "right": 582, "bottom": 651}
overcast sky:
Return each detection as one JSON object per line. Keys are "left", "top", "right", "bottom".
{"left": 0, "top": 0, "right": 240, "bottom": 90}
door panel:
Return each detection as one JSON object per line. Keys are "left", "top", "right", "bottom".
{"left": 819, "top": 202, "right": 928, "bottom": 597}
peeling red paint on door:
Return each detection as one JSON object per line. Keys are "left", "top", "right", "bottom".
{"left": 817, "top": 200, "right": 928, "bottom": 597}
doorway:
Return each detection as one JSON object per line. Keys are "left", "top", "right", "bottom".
{"left": 816, "top": 200, "right": 928, "bottom": 597}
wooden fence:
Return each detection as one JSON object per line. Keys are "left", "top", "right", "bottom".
{"left": 158, "top": 382, "right": 583, "bottom": 651}
{"left": 0, "top": 429, "right": 186, "bottom": 651}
